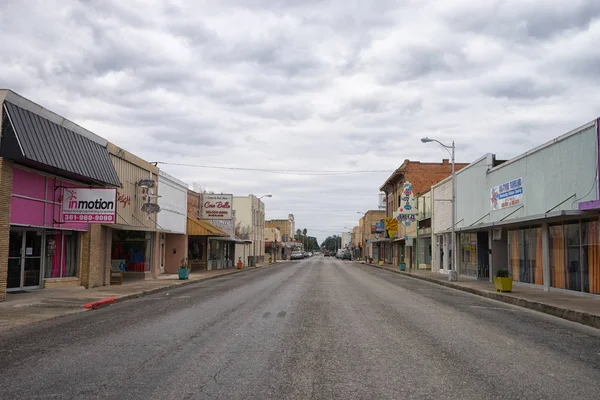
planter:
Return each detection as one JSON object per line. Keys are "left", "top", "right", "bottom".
{"left": 400, "top": 263, "right": 406, "bottom": 271}
{"left": 237, "top": 261, "right": 243, "bottom": 269}
{"left": 378, "top": 260, "right": 384, "bottom": 266}
{"left": 178, "top": 268, "right": 190, "bottom": 280}
{"left": 494, "top": 277, "right": 512, "bottom": 292}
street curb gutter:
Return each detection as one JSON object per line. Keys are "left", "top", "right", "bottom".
{"left": 365, "top": 263, "right": 600, "bottom": 330}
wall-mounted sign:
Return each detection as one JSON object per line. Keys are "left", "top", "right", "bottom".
{"left": 384, "top": 217, "right": 398, "bottom": 238}
{"left": 62, "top": 188, "right": 117, "bottom": 223}
{"left": 397, "top": 181, "right": 417, "bottom": 226}
{"left": 375, "top": 221, "right": 385, "bottom": 233}
{"left": 201, "top": 194, "right": 233, "bottom": 220}
{"left": 491, "top": 177, "right": 523, "bottom": 211}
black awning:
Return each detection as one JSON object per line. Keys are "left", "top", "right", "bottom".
{"left": 1, "top": 101, "right": 120, "bottom": 187}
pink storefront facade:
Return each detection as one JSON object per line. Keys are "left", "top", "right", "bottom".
{"left": 7, "top": 166, "right": 92, "bottom": 290}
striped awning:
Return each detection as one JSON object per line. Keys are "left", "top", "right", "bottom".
{"left": 187, "top": 217, "right": 228, "bottom": 236}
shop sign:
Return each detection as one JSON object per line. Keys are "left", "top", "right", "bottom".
{"left": 201, "top": 194, "right": 233, "bottom": 220}
{"left": 62, "top": 188, "right": 117, "bottom": 223}
{"left": 384, "top": 217, "right": 398, "bottom": 238}
{"left": 491, "top": 177, "right": 523, "bottom": 211}
{"left": 397, "top": 181, "right": 417, "bottom": 227}
{"left": 375, "top": 221, "right": 385, "bottom": 233}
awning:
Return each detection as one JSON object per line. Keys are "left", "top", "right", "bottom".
{"left": 187, "top": 217, "right": 228, "bottom": 236}
{"left": 103, "top": 223, "right": 171, "bottom": 233}
{"left": 1, "top": 101, "right": 121, "bottom": 187}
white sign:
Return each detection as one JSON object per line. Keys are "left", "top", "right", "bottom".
{"left": 62, "top": 188, "right": 117, "bottom": 223}
{"left": 491, "top": 178, "right": 523, "bottom": 211}
{"left": 396, "top": 181, "right": 417, "bottom": 227}
{"left": 201, "top": 194, "right": 233, "bottom": 220}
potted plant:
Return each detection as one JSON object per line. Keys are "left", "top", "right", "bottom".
{"left": 494, "top": 269, "right": 512, "bottom": 292}
{"left": 378, "top": 258, "right": 384, "bottom": 266}
{"left": 178, "top": 258, "right": 191, "bottom": 280}
{"left": 237, "top": 257, "right": 243, "bottom": 270}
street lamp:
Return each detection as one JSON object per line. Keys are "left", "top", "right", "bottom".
{"left": 421, "top": 137, "right": 457, "bottom": 282}
{"left": 258, "top": 194, "right": 272, "bottom": 199}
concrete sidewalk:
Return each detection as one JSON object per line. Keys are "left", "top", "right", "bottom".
{"left": 0, "top": 261, "right": 286, "bottom": 332}
{"left": 362, "top": 262, "right": 600, "bottom": 329}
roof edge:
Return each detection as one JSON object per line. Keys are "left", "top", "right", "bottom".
{"left": 2, "top": 90, "right": 108, "bottom": 147}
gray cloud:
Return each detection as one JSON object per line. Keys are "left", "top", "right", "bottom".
{"left": 2, "top": 0, "right": 600, "bottom": 242}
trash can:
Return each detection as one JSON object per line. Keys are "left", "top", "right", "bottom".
{"left": 400, "top": 263, "right": 406, "bottom": 271}
{"left": 248, "top": 256, "right": 256, "bottom": 267}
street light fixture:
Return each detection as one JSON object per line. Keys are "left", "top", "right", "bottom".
{"left": 258, "top": 194, "right": 272, "bottom": 199}
{"left": 421, "top": 136, "right": 458, "bottom": 282}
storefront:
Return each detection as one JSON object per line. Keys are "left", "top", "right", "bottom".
{"left": 157, "top": 171, "right": 188, "bottom": 274}
{"left": 186, "top": 217, "right": 228, "bottom": 271}
{"left": 432, "top": 118, "right": 600, "bottom": 295}
{"left": 0, "top": 91, "right": 121, "bottom": 299}
{"left": 7, "top": 168, "right": 84, "bottom": 290}
{"left": 106, "top": 143, "right": 162, "bottom": 280}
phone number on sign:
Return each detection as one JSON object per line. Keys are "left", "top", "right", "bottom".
{"left": 63, "top": 214, "right": 115, "bottom": 222}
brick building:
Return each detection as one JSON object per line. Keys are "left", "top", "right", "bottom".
{"left": 360, "top": 210, "right": 387, "bottom": 261}
{"left": 379, "top": 159, "right": 469, "bottom": 266}
{"left": 265, "top": 214, "right": 295, "bottom": 242}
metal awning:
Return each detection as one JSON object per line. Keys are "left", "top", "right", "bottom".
{"left": 435, "top": 210, "right": 585, "bottom": 235}
{"left": 187, "top": 217, "right": 228, "bottom": 236}
{"left": 1, "top": 101, "right": 120, "bottom": 187}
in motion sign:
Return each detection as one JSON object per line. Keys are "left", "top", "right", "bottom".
{"left": 62, "top": 188, "right": 117, "bottom": 223}
{"left": 201, "top": 194, "right": 233, "bottom": 220}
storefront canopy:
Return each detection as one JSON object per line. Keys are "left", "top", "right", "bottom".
{"left": 187, "top": 217, "right": 228, "bottom": 236}
{"left": 1, "top": 100, "right": 121, "bottom": 187}
{"left": 209, "top": 235, "right": 249, "bottom": 244}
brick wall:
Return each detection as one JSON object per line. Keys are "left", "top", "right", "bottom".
{"left": 0, "top": 158, "right": 13, "bottom": 301}
{"left": 187, "top": 190, "right": 200, "bottom": 217}
{"left": 385, "top": 160, "right": 469, "bottom": 218}
{"left": 80, "top": 224, "right": 107, "bottom": 288}
{"left": 405, "top": 161, "right": 469, "bottom": 196}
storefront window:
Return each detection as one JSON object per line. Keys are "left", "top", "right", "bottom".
{"left": 45, "top": 231, "right": 78, "bottom": 278}
{"left": 111, "top": 230, "right": 152, "bottom": 272}
{"left": 550, "top": 220, "right": 600, "bottom": 294}
{"left": 582, "top": 220, "right": 600, "bottom": 294}
{"left": 549, "top": 224, "right": 565, "bottom": 289}
{"left": 459, "top": 233, "right": 477, "bottom": 277}
{"left": 508, "top": 227, "right": 542, "bottom": 284}
{"left": 188, "top": 238, "right": 204, "bottom": 262}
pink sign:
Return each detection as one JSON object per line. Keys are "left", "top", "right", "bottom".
{"left": 62, "top": 188, "right": 117, "bottom": 223}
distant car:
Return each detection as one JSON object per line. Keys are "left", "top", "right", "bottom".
{"left": 342, "top": 252, "right": 352, "bottom": 260}
{"left": 308, "top": 252, "right": 313, "bottom": 257}
{"left": 291, "top": 251, "right": 304, "bottom": 260}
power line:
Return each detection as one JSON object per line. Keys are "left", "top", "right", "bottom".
{"left": 154, "top": 161, "right": 392, "bottom": 176}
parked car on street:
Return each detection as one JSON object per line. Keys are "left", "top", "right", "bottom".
{"left": 291, "top": 251, "right": 304, "bottom": 260}
{"left": 342, "top": 251, "right": 352, "bottom": 260}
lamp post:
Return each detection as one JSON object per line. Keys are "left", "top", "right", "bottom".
{"left": 421, "top": 137, "right": 457, "bottom": 282}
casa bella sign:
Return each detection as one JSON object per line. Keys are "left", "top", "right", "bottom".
{"left": 396, "top": 181, "right": 417, "bottom": 227}
{"left": 201, "top": 194, "right": 233, "bottom": 220}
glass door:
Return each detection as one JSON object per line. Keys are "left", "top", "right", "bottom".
{"left": 7, "top": 230, "right": 24, "bottom": 289}
{"left": 7, "top": 229, "right": 43, "bottom": 290}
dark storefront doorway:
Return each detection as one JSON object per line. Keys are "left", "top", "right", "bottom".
{"left": 7, "top": 229, "right": 43, "bottom": 290}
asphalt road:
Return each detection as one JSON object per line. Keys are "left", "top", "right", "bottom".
{"left": 1, "top": 257, "right": 599, "bottom": 400}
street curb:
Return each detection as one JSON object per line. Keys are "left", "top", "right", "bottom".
{"left": 111, "top": 262, "right": 285, "bottom": 305}
{"left": 83, "top": 297, "right": 116, "bottom": 309}
{"left": 364, "top": 263, "right": 600, "bottom": 330}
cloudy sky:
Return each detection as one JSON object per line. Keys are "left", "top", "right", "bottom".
{"left": 2, "top": 0, "right": 600, "bottom": 242}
